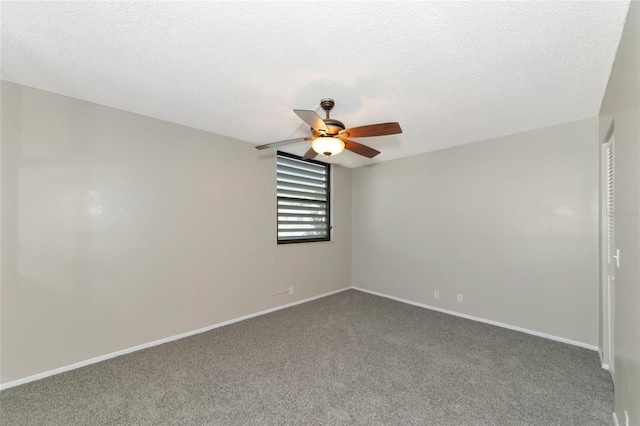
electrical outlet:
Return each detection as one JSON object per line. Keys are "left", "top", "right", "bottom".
{"left": 457, "top": 294, "right": 463, "bottom": 303}
{"left": 288, "top": 286, "right": 294, "bottom": 295}
{"left": 434, "top": 291, "right": 440, "bottom": 299}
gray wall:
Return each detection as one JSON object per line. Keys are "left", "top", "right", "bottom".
{"left": 352, "top": 118, "right": 600, "bottom": 346}
{"left": 0, "top": 81, "right": 352, "bottom": 384}
{"left": 599, "top": 1, "right": 640, "bottom": 423}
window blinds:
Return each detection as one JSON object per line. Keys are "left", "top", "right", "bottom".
{"left": 277, "top": 152, "right": 330, "bottom": 243}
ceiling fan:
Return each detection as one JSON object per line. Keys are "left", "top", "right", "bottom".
{"left": 255, "top": 98, "right": 402, "bottom": 159}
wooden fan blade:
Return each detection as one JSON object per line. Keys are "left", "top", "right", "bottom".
{"left": 302, "top": 148, "right": 318, "bottom": 160}
{"left": 340, "top": 122, "right": 402, "bottom": 138}
{"left": 255, "top": 137, "right": 311, "bottom": 150}
{"left": 294, "top": 110, "right": 328, "bottom": 132}
{"left": 342, "top": 138, "right": 381, "bottom": 158}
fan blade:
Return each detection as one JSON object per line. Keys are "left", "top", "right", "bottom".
{"left": 294, "top": 110, "right": 328, "bottom": 132}
{"left": 342, "top": 138, "right": 381, "bottom": 158}
{"left": 302, "top": 148, "right": 318, "bottom": 160}
{"left": 340, "top": 122, "right": 402, "bottom": 138}
{"left": 255, "top": 137, "right": 311, "bottom": 150}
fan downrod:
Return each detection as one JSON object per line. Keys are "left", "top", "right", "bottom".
{"left": 320, "top": 98, "right": 335, "bottom": 119}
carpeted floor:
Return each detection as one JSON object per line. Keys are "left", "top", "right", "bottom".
{"left": 1, "top": 290, "right": 613, "bottom": 425}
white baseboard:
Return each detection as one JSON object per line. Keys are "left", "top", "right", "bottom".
{"left": 0, "top": 286, "right": 350, "bottom": 391}
{"left": 599, "top": 349, "right": 611, "bottom": 371}
{"left": 0, "top": 286, "right": 602, "bottom": 390}
{"left": 351, "top": 287, "right": 599, "bottom": 351}
{"left": 613, "top": 411, "right": 619, "bottom": 426}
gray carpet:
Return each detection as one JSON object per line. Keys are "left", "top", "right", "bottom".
{"left": 1, "top": 290, "right": 613, "bottom": 425}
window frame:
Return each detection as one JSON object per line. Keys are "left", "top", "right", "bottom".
{"left": 276, "top": 151, "right": 331, "bottom": 244}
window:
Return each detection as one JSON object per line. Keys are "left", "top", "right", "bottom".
{"left": 277, "top": 151, "right": 330, "bottom": 243}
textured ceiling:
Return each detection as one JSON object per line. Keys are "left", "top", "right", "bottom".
{"left": 1, "top": 1, "right": 630, "bottom": 168}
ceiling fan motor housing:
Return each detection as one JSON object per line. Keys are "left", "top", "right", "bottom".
{"left": 313, "top": 118, "right": 345, "bottom": 137}
{"left": 313, "top": 98, "right": 346, "bottom": 136}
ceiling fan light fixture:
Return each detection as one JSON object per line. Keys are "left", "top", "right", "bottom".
{"left": 312, "top": 137, "right": 345, "bottom": 157}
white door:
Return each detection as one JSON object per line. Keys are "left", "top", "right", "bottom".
{"left": 604, "top": 138, "right": 617, "bottom": 374}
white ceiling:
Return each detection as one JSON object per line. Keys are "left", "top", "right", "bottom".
{"left": 1, "top": 1, "right": 630, "bottom": 168}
